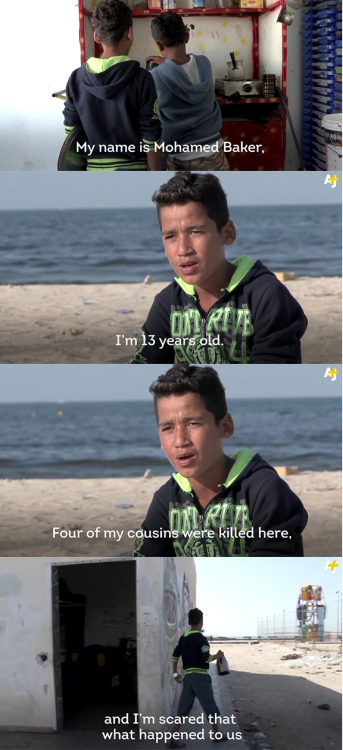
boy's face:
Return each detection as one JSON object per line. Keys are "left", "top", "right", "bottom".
{"left": 159, "top": 202, "right": 236, "bottom": 287}
{"left": 157, "top": 392, "right": 234, "bottom": 480}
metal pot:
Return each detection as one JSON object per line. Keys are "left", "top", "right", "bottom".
{"left": 227, "top": 59, "right": 245, "bottom": 81}
{"left": 277, "top": 7, "right": 295, "bottom": 25}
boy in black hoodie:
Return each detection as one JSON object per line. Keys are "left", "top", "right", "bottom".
{"left": 169, "top": 608, "right": 226, "bottom": 748}
{"left": 129, "top": 172, "right": 308, "bottom": 363}
{"left": 63, "top": 0, "right": 161, "bottom": 171}
{"left": 132, "top": 365, "right": 308, "bottom": 557}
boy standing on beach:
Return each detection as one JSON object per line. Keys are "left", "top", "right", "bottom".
{"left": 169, "top": 608, "right": 227, "bottom": 748}
{"left": 63, "top": 0, "right": 161, "bottom": 171}
{"left": 147, "top": 13, "right": 228, "bottom": 171}
{"left": 129, "top": 172, "right": 308, "bottom": 364}
{"left": 132, "top": 365, "right": 308, "bottom": 557}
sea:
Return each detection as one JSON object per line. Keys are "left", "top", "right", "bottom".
{"left": 0, "top": 398, "right": 340, "bottom": 479}
{"left": 0, "top": 205, "right": 341, "bottom": 284}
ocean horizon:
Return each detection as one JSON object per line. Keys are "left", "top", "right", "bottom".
{"left": 0, "top": 205, "right": 341, "bottom": 284}
{"left": 0, "top": 397, "right": 341, "bottom": 479}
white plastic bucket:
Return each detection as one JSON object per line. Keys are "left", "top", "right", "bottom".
{"left": 322, "top": 114, "right": 342, "bottom": 171}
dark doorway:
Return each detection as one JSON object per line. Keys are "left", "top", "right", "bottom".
{"left": 52, "top": 560, "right": 137, "bottom": 731}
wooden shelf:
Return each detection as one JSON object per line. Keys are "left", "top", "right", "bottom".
{"left": 132, "top": 2, "right": 281, "bottom": 16}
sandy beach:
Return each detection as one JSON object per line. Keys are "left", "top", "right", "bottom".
{"left": 0, "top": 277, "right": 341, "bottom": 363}
{"left": 219, "top": 640, "right": 342, "bottom": 750}
{"left": 0, "top": 471, "right": 341, "bottom": 557}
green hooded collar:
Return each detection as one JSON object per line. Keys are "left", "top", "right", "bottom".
{"left": 173, "top": 448, "right": 254, "bottom": 494}
{"left": 175, "top": 255, "right": 256, "bottom": 298}
{"left": 86, "top": 56, "right": 130, "bottom": 73}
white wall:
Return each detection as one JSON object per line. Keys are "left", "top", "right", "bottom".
{"left": 130, "top": 16, "right": 254, "bottom": 81}
{"left": 0, "top": 557, "right": 132, "bottom": 731}
{"left": 0, "top": 559, "right": 56, "bottom": 731}
{"left": 160, "top": 557, "right": 196, "bottom": 717}
{"left": 0, "top": 0, "right": 80, "bottom": 171}
{"left": 259, "top": 9, "right": 283, "bottom": 87}
{"left": 0, "top": 1, "right": 302, "bottom": 171}
{"left": 136, "top": 558, "right": 166, "bottom": 722}
{"left": 134, "top": 557, "right": 196, "bottom": 724}
{"left": 0, "top": 557, "right": 196, "bottom": 732}
{"left": 137, "top": 558, "right": 196, "bottom": 721}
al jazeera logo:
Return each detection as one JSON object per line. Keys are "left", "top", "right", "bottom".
{"left": 324, "top": 367, "right": 339, "bottom": 382}
{"left": 324, "top": 174, "right": 339, "bottom": 189}
{"left": 325, "top": 560, "right": 339, "bottom": 574}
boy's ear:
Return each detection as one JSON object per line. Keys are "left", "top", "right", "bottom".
{"left": 222, "top": 220, "right": 237, "bottom": 247}
{"left": 155, "top": 40, "right": 164, "bottom": 52}
{"left": 127, "top": 25, "right": 133, "bottom": 41}
{"left": 219, "top": 413, "right": 234, "bottom": 440}
{"left": 185, "top": 31, "right": 190, "bottom": 44}
{"left": 94, "top": 31, "right": 102, "bottom": 45}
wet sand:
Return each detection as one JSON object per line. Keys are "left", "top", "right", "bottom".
{"left": 0, "top": 277, "right": 341, "bottom": 363}
{"left": 0, "top": 471, "right": 341, "bottom": 557}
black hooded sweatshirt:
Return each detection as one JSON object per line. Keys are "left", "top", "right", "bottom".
{"left": 63, "top": 57, "right": 161, "bottom": 169}
{"left": 129, "top": 255, "right": 308, "bottom": 364}
{"left": 173, "top": 631, "right": 212, "bottom": 674}
{"left": 132, "top": 450, "right": 308, "bottom": 557}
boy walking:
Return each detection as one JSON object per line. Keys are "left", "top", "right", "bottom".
{"left": 63, "top": 0, "right": 161, "bottom": 171}
{"left": 147, "top": 13, "right": 228, "bottom": 171}
{"left": 132, "top": 365, "right": 308, "bottom": 557}
{"left": 170, "top": 607, "right": 227, "bottom": 747}
{"left": 129, "top": 172, "right": 308, "bottom": 364}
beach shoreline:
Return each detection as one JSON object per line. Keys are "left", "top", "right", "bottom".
{"left": 0, "top": 277, "right": 341, "bottom": 363}
{"left": 0, "top": 471, "right": 341, "bottom": 557}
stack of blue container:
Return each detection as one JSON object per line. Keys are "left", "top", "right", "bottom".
{"left": 302, "top": 0, "right": 342, "bottom": 170}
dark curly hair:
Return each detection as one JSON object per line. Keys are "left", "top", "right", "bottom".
{"left": 92, "top": 0, "right": 132, "bottom": 46}
{"left": 152, "top": 172, "right": 230, "bottom": 232}
{"left": 151, "top": 12, "right": 188, "bottom": 47}
{"left": 149, "top": 365, "right": 227, "bottom": 425}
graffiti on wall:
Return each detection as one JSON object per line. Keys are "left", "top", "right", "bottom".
{"left": 161, "top": 559, "right": 194, "bottom": 716}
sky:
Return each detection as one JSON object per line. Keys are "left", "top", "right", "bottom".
{"left": 0, "top": 172, "right": 341, "bottom": 210}
{"left": 0, "top": 364, "right": 341, "bottom": 402}
{"left": 195, "top": 558, "right": 343, "bottom": 637}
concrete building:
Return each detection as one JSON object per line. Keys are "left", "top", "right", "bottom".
{"left": 0, "top": 557, "right": 196, "bottom": 734}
